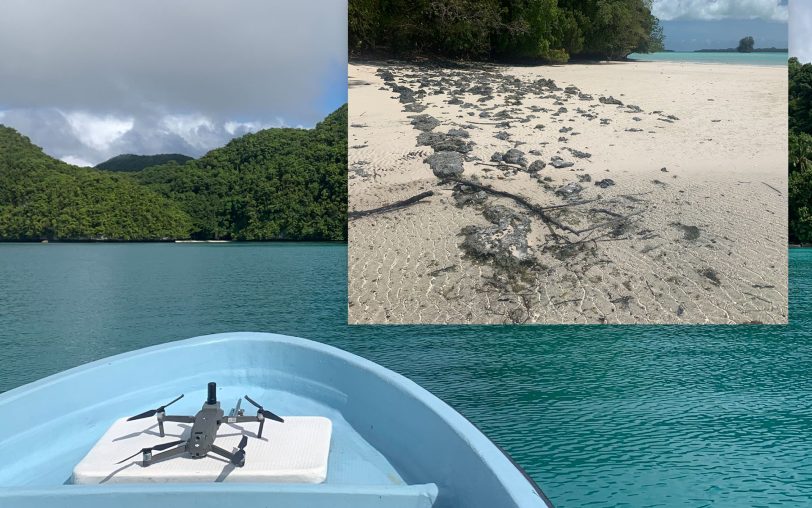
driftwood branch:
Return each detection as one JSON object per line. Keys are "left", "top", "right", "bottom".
{"left": 349, "top": 191, "right": 435, "bottom": 220}
{"left": 448, "top": 177, "right": 586, "bottom": 235}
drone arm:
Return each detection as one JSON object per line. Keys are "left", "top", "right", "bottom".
{"left": 143, "top": 443, "right": 187, "bottom": 466}
{"left": 223, "top": 415, "right": 259, "bottom": 424}
{"left": 162, "top": 415, "right": 195, "bottom": 423}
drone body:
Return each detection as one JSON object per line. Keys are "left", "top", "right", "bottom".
{"left": 119, "top": 382, "right": 284, "bottom": 468}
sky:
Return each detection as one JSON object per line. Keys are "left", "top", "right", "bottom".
{"left": 652, "top": 0, "right": 788, "bottom": 51}
{"left": 790, "top": 0, "right": 812, "bottom": 62}
{"left": 0, "top": 0, "right": 347, "bottom": 167}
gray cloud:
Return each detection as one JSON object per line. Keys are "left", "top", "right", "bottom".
{"left": 0, "top": 0, "right": 347, "bottom": 165}
{"left": 653, "top": 0, "right": 788, "bottom": 22}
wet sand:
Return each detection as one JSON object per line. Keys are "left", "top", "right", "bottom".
{"left": 348, "top": 60, "right": 787, "bottom": 324}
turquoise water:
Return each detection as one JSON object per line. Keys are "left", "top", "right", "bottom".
{"left": 0, "top": 243, "right": 809, "bottom": 506}
{"left": 627, "top": 51, "right": 788, "bottom": 66}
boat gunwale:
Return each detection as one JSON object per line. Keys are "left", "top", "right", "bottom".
{"left": 0, "top": 332, "right": 552, "bottom": 507}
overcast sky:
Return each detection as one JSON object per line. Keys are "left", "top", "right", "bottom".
{"left": 652, "top": 0, "right": 788, "bottom": 51}
{"left": 0, "top": 0, "right": 347, "bottom": 166}
{"left": 790, "top": 0, "right": 812, "bottom": 62}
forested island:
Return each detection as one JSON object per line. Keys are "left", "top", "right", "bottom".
{"left": 0, "top": 105, "right": 347, "bottom": 242}
{"left": 696, "top": 36, "right": 786, "bottom": 53}
{"left": 790, "top": 58, "right": 812, "bottom": 244}
{"left": 349, "top": 0, "right": 664, "bottom": 62}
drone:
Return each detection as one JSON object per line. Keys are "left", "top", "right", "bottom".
{"left": 117, "top": 382, "right": 284, "bottom": 468}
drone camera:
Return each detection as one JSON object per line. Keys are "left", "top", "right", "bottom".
{"left": 207, "top": 382, "right": 217, "bottom": 405}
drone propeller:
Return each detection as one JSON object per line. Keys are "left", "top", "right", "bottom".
{"left": 244, "top": 395, "right": 284, "bottom": 423}
{"left": 116, "top": 439, "right": 185, "bottom": 464}
{"left": 127, "top": 394, "right": 184, "bottom": 421}
{"left": 231, "top": 435, "right": 249, "bottom": 466}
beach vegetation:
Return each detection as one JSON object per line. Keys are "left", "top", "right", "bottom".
{"left": 348, "top": 0, "right": 664, "bottom": 61}
{"left": 789, "top": 57, "right": 812, "bottom": 243}
{"left": 737, "top": 36, "right": 755, "bottom": 53}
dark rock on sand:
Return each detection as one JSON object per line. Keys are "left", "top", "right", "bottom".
{"left": 410, "top": 114, "right": 441, "bottom": 132}
{"left": 503, "top": 149, "right": 528, "bottom": 167}
{"left": 556, "top": 182, "right": 583, "bottom": 197}
{"left": 595, "top": 178, "right": 615, "bottom": 188}
{"left": 460, "top": 205, "right": 531, "bottom": 267}
{"left": 528, "top": 160, "right": 546, "bottom": 173}
{"left": 426, "top": 151, "right": 464, "bottom": 178}
{"left": 550, "top": 156, "right": 574, "bottom": 169}
{"left": 453, "top": 184, "right": 488, "bottom": 207}
{"left": 599, "top": 96, "right": 623, "bottom": 106}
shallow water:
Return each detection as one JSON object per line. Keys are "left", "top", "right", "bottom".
{"left": 0, "top": 243, "right": 808, "bottom": 506}
{"left": 627, "top": 51, "right": 788, "bottom": 66}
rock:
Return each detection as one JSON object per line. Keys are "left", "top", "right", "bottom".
{"left": 577, "top": 174, "right": 592, "bottom": 183}
{"left": 426, "top": 151, "right": 464, "bottom": 178}
{"left": 432, "top": 136, "right": 474, "bottom": 153}
{"left": 535, "top": 124, "right": 545, "bottom": 130}
{"left": 559, "top": 126, "right": 573, "bottom": 133}
{"left": 491, "top": 152, "right": 504, "bottom": 162}
{"left": 599, "top": 96, "right": 623, "bottom": 106}
{"left": 447, "top": 128, "right": 470, "bottom": 138}
{"left": 564, "top": 85, "right": 579, "bottom": 95}
{"left": 555, "top": 182, "right": 583, "bottom": 197}
{"left": 529, "top": 149, "right": 543, "bottom": 156}
{"left": 416, "top": 132, "right": 446, "bottom": 147}
{"left": 448, "top": 97, "right": 464, "bottom": 105}
{"left": 566, "top": 148, "right": 591, "bottom": 159}
{"left": 503, "top": 149, "right": 528, "bottom": 167}
{"left": 595, "top": 178, "right": 615, "bottom": 188}
{"left": 377, "top": 69, "right": 395, "bottom": 82}
{"left": 460, "top": 205, "right": 531, "bottom": 267}
{"left": 494, "top": 131, "right": 510, "bottom": 140}
{"left": 550, "top": 156, "right": 574, "bottom": 169}
{"left": 410, "top": 114, "right": 441, "bottom": 132}
{"left": 453, "top": 184, "right": 487, "bottom": 207}
{"left": 403, "top": 103, "right": 427, "bottom": 113}
{"left": 528, "top": 160, "right": 546, "bottom": 173}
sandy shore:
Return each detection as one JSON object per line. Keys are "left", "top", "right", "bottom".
{"left": 348, "top": 60, "right": 787, "bottom": 324}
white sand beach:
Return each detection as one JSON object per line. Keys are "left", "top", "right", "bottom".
{"left": 348, "top": 60, "right": 787, "bottom": 324}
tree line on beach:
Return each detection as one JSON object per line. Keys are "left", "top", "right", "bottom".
{"left": 790, "top": 58, "right": 812, "bottom": 244}
{"left": 0, "top": 105, "right": 347, "bottom": 242}
{"left": 349, "top": 0, "right": 664, "bottom": 62}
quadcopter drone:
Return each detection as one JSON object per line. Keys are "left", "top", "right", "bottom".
{"left": 118, "top": 382, "right": 284, "bottom": 468}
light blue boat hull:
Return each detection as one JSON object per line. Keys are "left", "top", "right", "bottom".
{"left": 0, "top": 332, "right": 552, "bottom": 507}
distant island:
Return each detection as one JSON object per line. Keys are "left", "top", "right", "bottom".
{"left": 95, "top": 153, "right": 194, "bottom": 172}
{"left": 0, "top": 105, "right": 347, "bottom": 242}
{"left": 695, "top": 36, "right": 786, "bottom": 53}
{"left": 695, "top": 48, "right": 788, "bottom": 53}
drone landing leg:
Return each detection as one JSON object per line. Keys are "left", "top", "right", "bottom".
{"left": 210, "top": 444, "right": 244, "bottom": 467}
{"left": 257, "top": 419, "right": 265, "bottom": 439}
{"left": 142, "top": 444, "right": 187, "bottom": 467}
{"left": 158, "top": 419, "right": 165, "bottom": 437}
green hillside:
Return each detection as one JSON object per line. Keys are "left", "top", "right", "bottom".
{"left": 95, "top": 153, "right": 194, "bottom": 172}
{"left": 0, "top": 104, "right": 348, "bottom": 242}
{"left": 0, "top": 127, "right": 192, "bottom": 241}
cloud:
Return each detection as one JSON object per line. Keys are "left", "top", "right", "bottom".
{"left": 61, "top": 155, "right": 94, "bottom": 168}
{"left": 790, "top": 1, "right": 812, "bottom": 62}
{"left": 0, "top": 0, "right": 347, "bottom": 165}
{"left": 63, "top": 112, "right": 134, "bottom": 151}
{"left": 653, "top": 0, "right": 788, "bottom": 22}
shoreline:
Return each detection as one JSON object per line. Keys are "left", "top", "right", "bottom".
{"left": 348, "top": 59, "right": 787, "bottom": 324}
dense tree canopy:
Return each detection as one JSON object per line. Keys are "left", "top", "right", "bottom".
{"left": 790, "top": 58, "right": 812, "bottom": 243}
{"left": 136, "top": 105, "right": 348, "bottom": 241}
{"left": 737, "top": 36, "right": 755, "bottom": 53}
{"left": 0, "top": 105, "right": 348, "bottom": 242}
{"left": 95, "top": 153, "right": 194, "bottom": 172}
{"left": 348, "top": 0, "right": 664, "bottom": 62}
{"left": 0, "top": 127, "right": 192, "bottom": 240}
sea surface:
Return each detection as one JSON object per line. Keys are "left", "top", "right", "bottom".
{"left": 627, "top": 51, "right": 788, "bottom": 66}
{"left": 0, "top": 243, "right": 809, "bottom": 507}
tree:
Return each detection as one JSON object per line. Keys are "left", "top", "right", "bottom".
{"left": 737, "top": 36, "right": 755, "bottom": 53}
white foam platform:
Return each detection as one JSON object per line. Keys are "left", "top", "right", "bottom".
{"left": 72, "top": 416, "right": 332, "bottom": 484}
